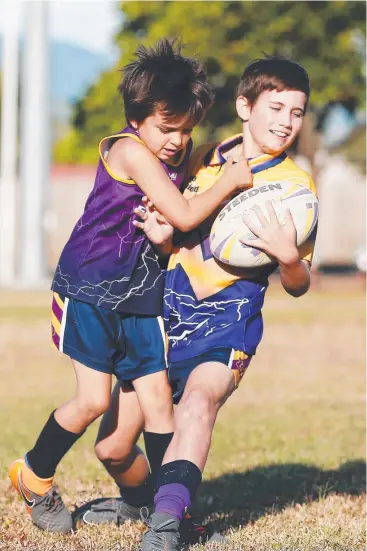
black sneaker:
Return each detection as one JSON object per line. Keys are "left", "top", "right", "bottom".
{"left": 140, "top": 510, "right": 180, "bottom": 551}
{"left": 82, "top": 498, "right": 153, "bottom": 526}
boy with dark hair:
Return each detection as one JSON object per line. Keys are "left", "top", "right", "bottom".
{"left": 8, "top": 38, "right": 252, "bottom": 533}
{"left": 84, "top": 55, "right": 317, "bottom": 550}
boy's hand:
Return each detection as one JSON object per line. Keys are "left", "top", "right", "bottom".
{"left": 240, "top": 201, "right": 300, "bottom": 266}
{"left": 133, "top": 196, "right": 174, "bottom": 245}
{"left": 223, "top": 156, "right": 253, "bottom": 192}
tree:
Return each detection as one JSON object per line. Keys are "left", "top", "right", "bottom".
{"left": 54, "top": 1, "right": 366, "bottom": 163}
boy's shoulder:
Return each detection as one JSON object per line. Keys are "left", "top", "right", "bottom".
{"left": 107, "top": 133, "right": 146, "bottom": 158}
{"left": 103, "top": 133, "right": 150, "bottom": 176}
{"left": 270, "top": 154, "right": 317, "bottom": 195}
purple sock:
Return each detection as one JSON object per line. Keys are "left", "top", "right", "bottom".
{"left": 154, "top": 483, "right": 191, "bottom": 520}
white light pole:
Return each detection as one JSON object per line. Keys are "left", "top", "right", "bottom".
{"left": 19, "top": 0, "right": 50, "bottom": 286}
{"left": 0, "top": 1, "right": 20, "bottom": 287}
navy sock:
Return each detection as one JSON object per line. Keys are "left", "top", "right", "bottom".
{"left": 119, "top": 476, "right": 154, "bottom": 507}
{"left": 156, "top": 460, "right": 202, "bottom": 497}
{"left": 26, "top": 411, "right": 85, "bottom": 478}
{"left": 143, "top": 431, "right": 173, "bottom": 478}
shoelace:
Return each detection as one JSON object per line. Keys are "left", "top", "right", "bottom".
{"left": 43, "top": 488, "right": 64, "bottom": 514}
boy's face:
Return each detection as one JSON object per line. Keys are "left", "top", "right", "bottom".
{"left": 131, "top": 110, "right": 193, "bottom": 162}
{"left": 237, "top": 89, "right": 307, "bottom": 157}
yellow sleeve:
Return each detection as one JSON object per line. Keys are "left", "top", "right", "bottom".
{"left": 187, "top": 143, "right": 217, "bottom": 179}
{"left": 299, "top": 228, "right": 317, "bottom": 264}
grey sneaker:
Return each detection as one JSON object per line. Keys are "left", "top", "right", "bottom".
{"left": 140, "top": 510, "right": 180, "bottom": 551}
{"left": 31, "top": 486, "right": 73, "bottom": 533}
{"left": 9, "top": 458, "right": 72, "bottom": 533}
{"left": 82, "top": 498, "right": 153, "bottom": 526}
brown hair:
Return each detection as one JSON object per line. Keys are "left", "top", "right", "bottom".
{"left": 118, "top": 38, "right": 214, "bottom": 127}
{"left": 238, "top": 55, "right": 310, "bottom": 106}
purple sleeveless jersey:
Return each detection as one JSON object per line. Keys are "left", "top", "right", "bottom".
{"left": 51, "top": 126, "right": 192, "bottom": 315}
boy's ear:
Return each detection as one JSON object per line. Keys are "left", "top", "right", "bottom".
{"left": 130, "top": 120, "right": 138, "bottom": 130}
{"left": 236, "top": 96, "right": 251, "bottom": 122}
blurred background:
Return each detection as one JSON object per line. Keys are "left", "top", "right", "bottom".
{"left": 0, "top": 0, "right": 366, "bottom": 287}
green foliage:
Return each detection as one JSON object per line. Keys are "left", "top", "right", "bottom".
{"left": 55, "top": 1, "right": 366, "bottom": 163}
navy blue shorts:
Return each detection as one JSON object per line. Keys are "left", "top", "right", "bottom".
{"left": 51, "top": 292, "right": 167, "bottom": 381}
{"left": 168, "top": 347, "right": 252, "bottom": 404}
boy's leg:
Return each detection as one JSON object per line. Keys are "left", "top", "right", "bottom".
{"left": 95, "top": 382, "right": 148, "bottom": 488}
{"left": 117, "top": 314, "right": 174, "bottom": 482}
{"left": 9, "top": 360, "right": 112, "bottom": 532}
{"left": 162, "top": 361, "right": 235, "bottom": 470}
{"left": 140, "top": 354, "right": 250, "bottom": 551}
{"left": 133, "top": 370, "right": 174, "bottom": 479}
{"left": 85, "top": 380, "right": 219, "bottom": 545}
{"left": 83, "top": 382, "right": 153, "bottom": 525}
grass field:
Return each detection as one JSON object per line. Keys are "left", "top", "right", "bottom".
{"left": 0, "top": 275, "right": 365, "bottom": 551}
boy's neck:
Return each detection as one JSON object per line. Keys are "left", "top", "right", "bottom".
{"left": 223, "top": 140, "right": 272, "bottom": 162}
{"left": 222, "top": 126, "right": 282, "bottom": 161}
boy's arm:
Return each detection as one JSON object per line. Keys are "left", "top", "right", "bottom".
{"left": 278, "top": 257, "right": 311, "bottom": 297}
{"left": 108, "top": 139, "right": 252, "bottom": 232}
{"left": 134, "top": 199, "right": 174, "bottom": 257}
{"left": 241, "top": 202, "right": 311, "bottom": 297}
{"left": 155, "top": 239, "right": 174, "bottom": 257}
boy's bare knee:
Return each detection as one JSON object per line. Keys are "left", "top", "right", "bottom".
{"left": 77, "top": 394, "right": 110, "bottom": 423}
{"left": 95, "top": 438, "right": 132, "bottom": 464}
{"left": 140, "top": 382, "right": 173, "bottom": 425}
{"left": 177, "top": 387, "right": 215, "bottom": 427}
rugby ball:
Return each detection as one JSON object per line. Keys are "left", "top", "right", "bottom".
{"left": 209, "top": 181, "right": 318, "bottom": 268}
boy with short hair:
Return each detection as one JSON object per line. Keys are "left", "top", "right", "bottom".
{"left": 8, "top": 38, "right": 251, "bottom": 533}
{"left": 87, "top": 55, "right": 317, "bottom": 550}
{"left": 139, "top": 55, "right": 317, "bottom": 551}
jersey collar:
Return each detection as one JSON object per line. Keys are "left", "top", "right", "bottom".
{"left": 206, "top": 133, "right": 287, "bottom": 174}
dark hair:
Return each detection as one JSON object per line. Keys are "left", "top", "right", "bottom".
{"left": 118, "top": 37, "right": 214, "bottom": 127}
{"left": 238, "top": 55, "right": 310, "bottom": 106}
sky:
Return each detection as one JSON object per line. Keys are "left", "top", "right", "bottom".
{"left": 0, "top": 0, "right": 122, "bottom": 55}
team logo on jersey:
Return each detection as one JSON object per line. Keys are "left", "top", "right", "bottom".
{"left": 187, "top": 184, "right": 199, "bottom": 192}
{"left": 169, "top": 172, "right": 177, "bottom": 181}
{"left": 187, "top": 176, "right": 198, "bottom": 192}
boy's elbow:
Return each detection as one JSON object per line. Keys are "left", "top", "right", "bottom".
{"left": 285, "top": 282, "right": 310, "bottom": 298}
{"left": 174, "top": 219, "right": 194, "bottom": 232}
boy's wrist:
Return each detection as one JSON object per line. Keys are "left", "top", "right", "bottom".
{"left": 278, "top": 249, "right": 301, "bottom": 269}
{"left": 218, "top": 172, "right": 237, "bottom": 192}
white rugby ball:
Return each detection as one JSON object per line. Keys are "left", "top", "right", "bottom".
{"left": 209, "top": 181, "right": 318, "bottom": 268}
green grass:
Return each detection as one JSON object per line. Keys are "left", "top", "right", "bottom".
{"left": 0, "top": 276, "right": 365, "bottom": 550}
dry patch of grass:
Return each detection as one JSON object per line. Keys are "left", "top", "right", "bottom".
{"left": 0, "top": 276, "right": 365, "bottom": 550}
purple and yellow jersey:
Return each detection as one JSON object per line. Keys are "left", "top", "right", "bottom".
{"left": 52, "top": 126, "right": 192, "bottom": 315}
{"left": 164, "top": 134, "right": 317, "bottom": 362}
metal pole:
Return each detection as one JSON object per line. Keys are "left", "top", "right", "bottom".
{"left": 19, "top": 1, "right": 50, "bottom": 286}
{"left": 0, "top": 2, "right": 20, "bottom": 287}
